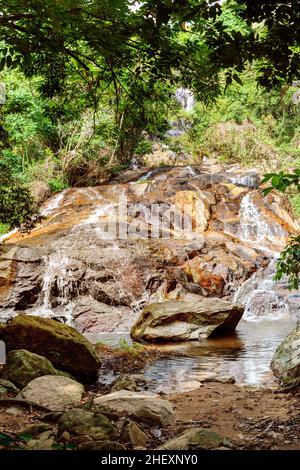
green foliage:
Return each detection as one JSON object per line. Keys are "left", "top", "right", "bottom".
{"left": 260, "top": 169, "right": 300, "bottom": 289}
{"left": 118, "top": 337, "right": 144, "bottom": 356}
{"left": 0, "top": 431, "right": 34, "bottom": 449}
{"left": 134, "top": 139, "right": 153, "bottom": 156}
{"left": 0, "top": 161, "right": 39, "bottom": 230}
{"left": 274, "top": 236, "right": 300, "bottom": 290}
{"left": 48, "top": 178, "right": 69, "bottom": 193}
{"left": 0, "top": 223, "right": 9, "bottom": 235}
{"left": 262, "top": 171, "right": 300, "bottom": 195}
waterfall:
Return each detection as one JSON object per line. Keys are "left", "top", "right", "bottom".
{"left": 41, "top": 191, "right": 66, "bottom": 216}
{"left": 239, "top": 193, "right": 286, "bottom": 243}
{"left": 229, "top": 174, "right": 260, "bottom": 189}
{"left": 234, "top": 273, "right": 290, "bottom": 321}
{"left": 231, "top": 193, "right": 299, "bottom": 321}
{"left": 175, "top": 88, "right": 195, "bottom": 112}
{"left": 33, "top": 252, "right": 76, "bottom": 324}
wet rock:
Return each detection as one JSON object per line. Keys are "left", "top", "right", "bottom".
{"left": 57, "top": 408, "right": 114, "bottom": 441}
{"left": 158, "top": 428, "right": 232, "bottom": 450}
{"left": 18, "top": 375, "right": 84, "bottom": 411}
{"left": 1, "top": 349, "right": 72, "bottom": 388}
{"left": 201, "top": 374, "right": 236, "bottom": 384}
{"left": 131, "top": 297, "right": 244, "bottom": 342}
{"left": 0, "top": 314, "right": 100, "bottom": 382}
{"left": 111, "top": 374, "right": 138, "bottom": 392}
{"left": 93, "top": 390, "right": 174, "bottom": 426}
{"left": 271, "top": 322, "right": 300, "bottom": 388}
{"left": 1, "top": 163, "right": 299, "bottom": 333}
{"left": 122, "top": 419, "right": 150, "bottom": 447}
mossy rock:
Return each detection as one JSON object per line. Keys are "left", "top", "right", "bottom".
{"left": 158, "top": 428, "right": 232, "bottom": 450}
{"left": 2, "top": 349, "right": 73, "bottom": 388}
{"left": 57, "top": 408, "right": 114, "bottom": 441}
{"left": 271, "top": 322, "right": 300, "bottom": 388}
{"left": 0, "top": 315, "right": 100, "bottom": 383}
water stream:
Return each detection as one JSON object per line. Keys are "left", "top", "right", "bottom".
{"left": 93, "top": 318, "right": 297, "bottom": 393}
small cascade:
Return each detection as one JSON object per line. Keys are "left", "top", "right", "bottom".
{"left": 233, "top": 255, "right": 300, "bottom": 321}
{"left": 175, "top": 88, "right": 195, "bottom": 112}
{"left": 137, "top": 168, "right": 160, "bottom": 182}
{"left": 234, "top": 275, "right": 290, "bottom": 322}
{"left": 34, "top": 252, "right": 76, "bottom": 324}
{"left": 229, "top": 173, "right": 260, "bottom": 189}
{"left": 41, "top": 190, "right": 66, "bottom": 216}
{"left": 239, "top": 193, "right": 286, "bottom": 244}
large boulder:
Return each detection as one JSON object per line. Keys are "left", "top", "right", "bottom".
{"left": 18, "top": 375, "right": 84, "bottom": 411}
{"left": 93, "top": 390, "right": 174, "bottom": 426}
{"left": 158, "top": 428, "right": 232, "bottom": 450}
{"left": 271, "top": 322, "right": 300, "bottom": 388}
{"left": 0, "top": 315, "right": 100, "bottom": 382}
{"left": 57, "top": 408, "right": 114, "bottom": 441}
{"left": 131, "top": 297, "right": 244, "bottom": 342}
{"left": 1, "top": 349, "right": 71, "bottom": 388}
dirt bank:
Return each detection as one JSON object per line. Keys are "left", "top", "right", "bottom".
{"left": 166, "top": 382, "right": 300, "bottom": 450}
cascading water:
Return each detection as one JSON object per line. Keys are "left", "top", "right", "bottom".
{"left": 32, "top": 252, "right": 75, "bottom": 324}
{"left": 175, "top": 88, "right": 195, "bottom": 112}
{"left": 233, "top": 267, "right": 291, "bottom": 322}
{"left": 240, "top": 193, "right": 276, "bottom": 242}
{"left": 41, "top": 190, "right": 66, "bottom": 217}
{"left": 230, "top": 193, "right": 298, "bottom": 321}
{"left": 229, "top": 173, "right": 260, "bottom": 189}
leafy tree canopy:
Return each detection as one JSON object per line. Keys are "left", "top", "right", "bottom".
{"left": 0, "top": 1, "right": 299, "bottom": 98}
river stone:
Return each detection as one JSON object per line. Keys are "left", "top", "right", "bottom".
{"left": 93, "top": 390, "right": 174, "bottom": 426}
{"left": 57, "top": 408, "right": 114, "bottom": 441}
{"left": 0, "top": 379, "right": 19, "bottom": 393}
{"left": 111, "top": 374, "right": 138, "bottom": 392}
{"left": 1, "top": 349, "right": 71, "bottom": 388}
{"left": 17, "top": 375, "right": 84, "bottom": 411}
{"left": 0, "top": 314, "right": 100, "bottom": 382}
{"left": 25, "top": 430, "right": 55, "bottom": 450}
{"left": 271, "top": 322, "right": 300, "bottom": 388}
{"left": 158, "top": 428, "right": 231, "bottom": 450}
{"left": 122, "top": 419, "right": 150, "bottom": 447}
{"left": 79, "top": 440, "right": 125, "bottom": 450}
{"left": 0, "top": 385, "right": 7, "bottom": 396}
{"left": 131, "top": 298, "right": 244, "bottom": 342}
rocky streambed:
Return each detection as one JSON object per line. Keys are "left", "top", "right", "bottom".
{"left": 0, "top": 160, "right": 300, "bottom": 450}
{"left": 0, "top": 314, "right": 299, "bottom": 451}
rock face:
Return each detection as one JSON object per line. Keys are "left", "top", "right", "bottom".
{"left": 0, "top": 162, "right": 299, "bottom": 331}
{"left": 93, "top": 390, "right": 174, "bottom": 426}
{"left": 271, "top": 322, "right": 300, "bottom": 388}
{"left": 18, "top": 375, "right": 84, "bottom": 411}
{"left": 0, "top": 315, "right": 100, "bottom": 382}
{"left": 1, "top": 349, "right": 70, "bottom": 388}
{"left": 57, "top": 408, "right": 114, "bottom": 441}
{"left": 131, "top": 297, "right": 244, "bottom": 342}
{"left": 158, "top": 428, "right": 231, "bottom": 450}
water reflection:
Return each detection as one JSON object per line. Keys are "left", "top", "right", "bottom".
{"left": 88, "top": 319, "right": 297, "bottom": 393}
{"left": 144, "top": 319, "right": 296, "bottom": 392}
